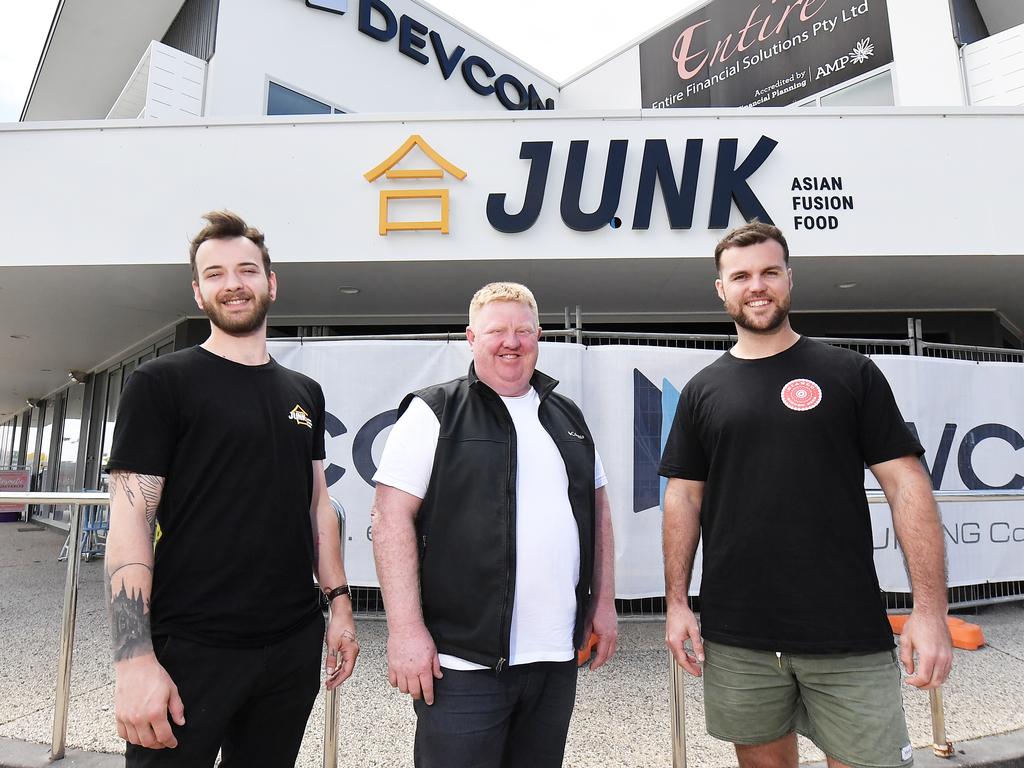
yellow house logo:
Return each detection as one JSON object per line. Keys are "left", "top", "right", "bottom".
{"left": 364, "top": 135, "right": 467, "bottom": 235}
{"left": 289, "top": 404, "right": 313, "bottom": 429}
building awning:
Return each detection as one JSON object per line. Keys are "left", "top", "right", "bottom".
{"left": 21, "top": 0, "right": 186, "bottom": 121}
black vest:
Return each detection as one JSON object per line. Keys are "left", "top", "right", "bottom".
{"left": 399, "top": 364, "right": 597, "bottom": 670}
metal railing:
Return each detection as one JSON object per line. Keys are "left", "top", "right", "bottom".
{"left": 323, "top": 498, "right": 346, "bottom": 768}
{"left": 0, "top": 492, "right": 107, "bottom": 761}
{"left": 920, "top": 340, "right": 1024, "bottom": 363}
{"left": 0, "top": 491, "right": 349, "bottom": 766}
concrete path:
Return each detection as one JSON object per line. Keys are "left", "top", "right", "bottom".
{"left": 2, "top": 521, "right": 1023, "bottom": 767}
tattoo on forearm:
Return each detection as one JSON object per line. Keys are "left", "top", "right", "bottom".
{"left": 106, "top": 573, "right": 153, "bottom": 661}
{"left": 137, "top": 475, "right": 164, "bottom": 530}
{"left": 114, "top": 473, "right": 135, "bottom": 506}
{"left": 109, "top": 562, "right": 153, "bottom": 579}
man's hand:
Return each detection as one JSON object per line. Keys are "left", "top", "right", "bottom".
{"left": 666, "top": 602, "right": 704, "bottom": 676}
{"left": 325, "top": 609, "right": 360, "bottom": 690}
{"left": 583, "top": 597, "right": 618, "bottom": 671}
{"left": 899, "top": 611, "right": 953, "bottom": 689}
{"left": 386, "top": 623, "right": 443, "bottom": 705}
{"left": 114, "top": 654, "right": 185, "bottom": 749}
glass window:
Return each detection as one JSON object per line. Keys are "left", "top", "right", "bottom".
{"left": 25, "top": 407, "right": 40, "bottom": 474}
{"left": 37, "top": 396, "right": 57, "bottom": 493}
{"left": 100, "top": 368, "right": 123, "bottom": 477}
{"left": 820, "top": 71, "right": 894, "bottom": 107}
{"left": 51, "top": 384, "right": 85, "bottom": 524}
{"left": 0, "top": 420, "right": 11, "bottom": 467}
{"left": 57, "top": 385, "right": 84, "bottom": 493}
{"left": 12, "top": 415, "right": 22, "bottom": 467}
{"left": 267, "top": 81, "right": 332, "bottom": 116}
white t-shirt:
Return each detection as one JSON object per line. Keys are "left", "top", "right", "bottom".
{"left": 373, "top": 388, "right": 607, "bottom": 670}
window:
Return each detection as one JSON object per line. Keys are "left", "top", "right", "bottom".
{"left": 0, "top": 419, "right": 12, "bottom": 468}
{"left": 267, "top": 81, "right": 346, "bottom": 116}
{"left": 797, "top": 70, "right": 894, "bottom": 107}
{"left": 820, "top": 71, "right": 894, "bottom": 107}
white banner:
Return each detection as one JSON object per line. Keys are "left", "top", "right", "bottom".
{"left": 871, "top": 356, "right": 1024, "bottom": 591}
{"left": 270, "top": 340, "right": 1024, "bottom": 596}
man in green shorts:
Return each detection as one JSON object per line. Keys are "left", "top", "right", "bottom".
{"left": 659, "top": 222, "right": 953, "bottom": 768}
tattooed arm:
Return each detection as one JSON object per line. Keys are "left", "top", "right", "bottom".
{"left": 106, "top": 470, "right": 184, "bottom": 749}
{"left": 310, "top": 460, "right": 359, "bottom": 688}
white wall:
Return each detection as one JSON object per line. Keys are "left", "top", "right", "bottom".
{"left": 963, "top": 22, "right": 1024, "bottom": 106}
{"left": 206, "top": 0, "right": 558, "bottom": 116}
{"left": 887, "top": 0, "right": 964, "bottom": 106}
{"left": 3, "top": 110, "right": 1024, "bottom": 268}
{"left": 559, "top": 48, "right": 641, "bottom": 110}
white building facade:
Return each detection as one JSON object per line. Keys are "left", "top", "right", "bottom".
{"left": 1, "top": 0, "right": 1022, "bottom": 563}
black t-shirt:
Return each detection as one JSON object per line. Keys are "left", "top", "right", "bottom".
{"left": 107, "top": 346, "right": 327, "bottom": 647}
{"left": 658, "top": 337, "right": 923, "bottom": 653}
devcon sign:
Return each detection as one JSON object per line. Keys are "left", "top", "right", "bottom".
{"left": 640, "top": 0, "right": 894, "bottom": 108}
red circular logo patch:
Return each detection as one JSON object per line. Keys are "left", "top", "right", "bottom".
{"left": 781, "top": 379, "right": 822, "bottom": 411}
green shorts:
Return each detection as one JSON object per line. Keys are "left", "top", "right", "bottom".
{"left": 702, "top": 640, "right": 913, "bottom": 768}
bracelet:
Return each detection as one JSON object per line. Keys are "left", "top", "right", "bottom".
{"left": 325, "top": 585, "right": 351, "bottom": 603}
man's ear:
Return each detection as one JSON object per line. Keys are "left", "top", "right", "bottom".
{"left": 715, "top": 278, "right": 725, "bottom": 302}
{"left": 192, "top": 281, "right": 204, "bottom": 311}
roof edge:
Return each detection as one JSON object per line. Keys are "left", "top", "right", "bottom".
{"left": 19, "top": 0, "right": 66, "bottom": 122}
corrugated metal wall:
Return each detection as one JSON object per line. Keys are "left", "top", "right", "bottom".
{"left": 162, "top": 0, "right": 220, "bottom": 62}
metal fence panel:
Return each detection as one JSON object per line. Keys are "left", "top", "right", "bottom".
{"left": 270, "top": 331, "right": 1022, "bottom": 618}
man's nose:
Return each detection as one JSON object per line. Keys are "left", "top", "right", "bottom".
{"left": 502, "top": 330, "right": 521, "bottom": 347}
{"left": 224, "top": 269, "right": 245, "bottom": 290}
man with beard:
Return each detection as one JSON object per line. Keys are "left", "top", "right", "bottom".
{"left": 105, "top": 211, "right": 358, "bottom": 767}
{"left": 659, "top": 222, "right": 952, "bottom": 768}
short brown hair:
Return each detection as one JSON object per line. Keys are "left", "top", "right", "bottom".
{"left": 714, "top": 221, "right": 789, "bottom": 273}
{"left": 189, "top": 210, "right": 271, "bottom": 280}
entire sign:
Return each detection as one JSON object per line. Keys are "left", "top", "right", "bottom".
{"left": 306, "top": 0, "right": 556, "bottom": 110}
{"left": 0, "top": 470, "right": 30, "bottom": 520}
{"left": 269, "top": 340, "right": 1024, "bottom": 597}
{"left": 639, "top": 0, "right": 894, "bottom": 108}
{"left": 8, "top": 114, "right": 1024, "bottom": 267}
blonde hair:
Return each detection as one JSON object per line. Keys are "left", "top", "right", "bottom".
{"left": 468, "top": 282, "right": 539, "bottom": 328}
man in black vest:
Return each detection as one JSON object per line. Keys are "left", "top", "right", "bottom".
{"left": 371, "top": 282, "right": 617, "bottom": 768}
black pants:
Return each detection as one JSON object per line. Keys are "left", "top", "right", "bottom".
{"left": 413, "top": 660, "right": 578, "bottom": 768}
{"left": 126, "top": 614, "right": 324, "bottom": 767}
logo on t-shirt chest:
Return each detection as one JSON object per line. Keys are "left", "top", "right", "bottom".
{"left": 288, "top": 404, "right": 313, "bottom": 428}
{"left": 780, "top": 379, "right": 822, "bottom": 412}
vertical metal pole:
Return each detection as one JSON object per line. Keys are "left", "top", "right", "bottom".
{"left": 323, "top": 686, "right": 339, "bottom": 768}
{"left": 929, "top": 687, "right": 954, "bottom": 757}
{"left": 323, "top": 500, "right": 347, "bottom": 768}
{"left": 574, "top": 305, "right": 583, "bottom": 345}
{"left": 564, "top": 306, "right": 571, "bottom": 332}
{"left": 915, "top": 319, "right": 924, "bottom": 356}
{"left": 51, "top": 503, "right": 84, "bottom": 760}
{"left": 669, "top": 654, "right": 687, "bottom": 768}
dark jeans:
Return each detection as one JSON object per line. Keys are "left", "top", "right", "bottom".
{"left": 125, "top": 613, "right": 324, "bottom": 767}
{"left": 413, "top": 660, "right": 579, "bottom": 768}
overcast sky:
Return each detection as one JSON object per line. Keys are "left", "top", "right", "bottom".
{"left": 0, "top": 0, "right": 692, "bottom": 122}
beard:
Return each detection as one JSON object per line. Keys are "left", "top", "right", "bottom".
{"left": 202, "top": 289, "right": 271, "bottom": 335}
{"left": 724, "top": 292, "right": 791, "bottom": 334}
